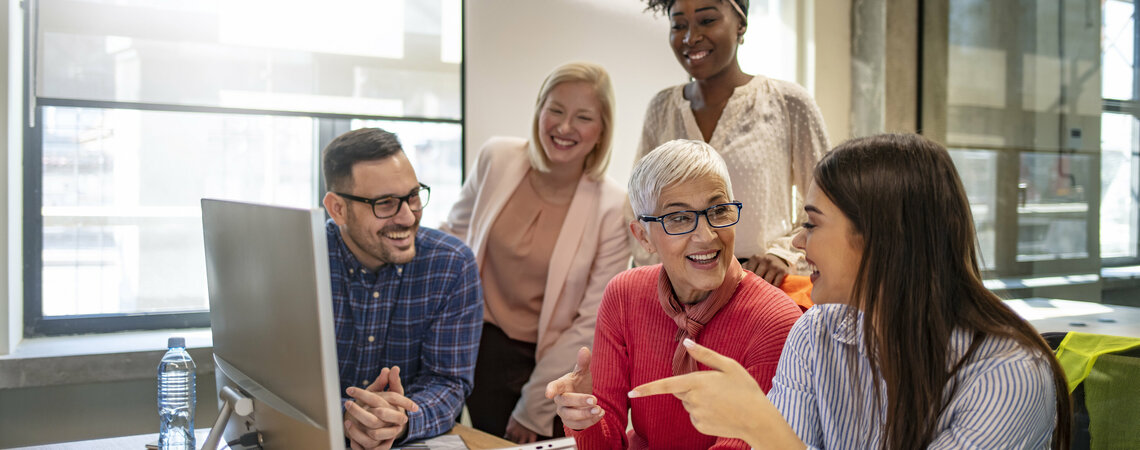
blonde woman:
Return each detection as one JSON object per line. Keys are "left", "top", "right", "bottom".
{"left": 441, "top": 62, "right": 630, "bottom": 443}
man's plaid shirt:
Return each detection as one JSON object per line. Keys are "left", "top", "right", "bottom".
{"left": 327, "top": 220, "right": 482, "bottom": 443}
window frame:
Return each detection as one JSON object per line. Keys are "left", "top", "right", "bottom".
{"left": 1100, "top": 0, "right": 1140, "bottom": 267}
{"left": 21, "top": 0, "right": 467, "bottom": 337}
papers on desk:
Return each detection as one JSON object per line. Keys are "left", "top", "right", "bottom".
{"left": 1006, "top": 298, "right": 1115, "bottom": 321}
{"left": 394, "top": 434, "right": 468, "bottom": 450}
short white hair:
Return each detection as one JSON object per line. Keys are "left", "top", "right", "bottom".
{"left": 628, "top": 139, "right": 734, "bottom": 218}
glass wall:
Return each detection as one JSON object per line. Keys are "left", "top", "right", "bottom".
{"left": 27, "top": 0, "right": 463, "bottom": 334}
{"left": 924, "top": 0, "right": 1138, "bottom": 302}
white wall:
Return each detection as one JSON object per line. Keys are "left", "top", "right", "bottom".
{"left": 464, "top": 0, "right": 688, "bottom": 186}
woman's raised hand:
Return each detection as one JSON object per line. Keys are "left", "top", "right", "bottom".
{"left": 628, "top": 339, "right": 803, "bottom": 450}
{"left": 545, "top": 347, "right": 604, "bottom": 430}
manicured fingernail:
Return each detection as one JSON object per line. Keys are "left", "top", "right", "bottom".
{"left": 627, "top": 390, "right": 641, "bottom": 398}
{"left": 587, "top": 397, "right": 596, "bottom": 405}
{"left": 682, "top": 338, "right": 695, "bottom": 348}
{"left": 591, "top": 407, "right": 600, "bottom": 414}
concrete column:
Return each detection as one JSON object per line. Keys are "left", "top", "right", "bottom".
{"left": 851, "top": 0, "right": 920, "bottom": 138}
{"left": 921, "top": 0, "right": 948, "bottom": 143}
{"left": 851, "top": 0, "right": 886, "bottom": 137}
{"left": 884, "top": 0, "right": 918, "bottom": 133}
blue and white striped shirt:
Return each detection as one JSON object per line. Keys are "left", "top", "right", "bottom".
{"left": 327, "top": 220, "right": 483, "bottom": 444}
{"left": 770, "top": 304, "right": 1056, "bottom": 449}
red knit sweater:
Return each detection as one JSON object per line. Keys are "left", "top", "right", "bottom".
{"left": 567, "top": 265, "right": 803, "bottom": 449}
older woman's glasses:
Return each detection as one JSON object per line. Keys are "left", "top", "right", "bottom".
{"left": 639, "top": 202, "right": 743, "bottom": 235}
{"left": 335, "top": 184, "right": 431, "bottom": 219}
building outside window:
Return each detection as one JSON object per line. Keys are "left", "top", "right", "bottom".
{"left": 925, "top": 0, "right": 1139, "bottom": 303}
{"left": 25, "top": 0, "right": 463, "bottom": 335}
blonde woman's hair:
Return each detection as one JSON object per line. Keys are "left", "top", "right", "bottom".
{"left": 528, "top": 61, "right": 616, "bottom": 181}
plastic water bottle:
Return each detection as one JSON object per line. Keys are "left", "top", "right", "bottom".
{"left": 158, "top": 337, "right": 196, "bottom": 450}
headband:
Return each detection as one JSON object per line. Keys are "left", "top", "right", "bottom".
{"left": 726, "top": 0, "right": 747, "bottom": 25}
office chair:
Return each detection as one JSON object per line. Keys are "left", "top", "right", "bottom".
{"left": 1046, "top": 331, "right": 1140, "bottom": 450}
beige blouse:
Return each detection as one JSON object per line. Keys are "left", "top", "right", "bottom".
{"left": 481, "top": 172, "right": 570, "bottom": 343}
{"left": 633, "top": 75, "right": 830, "bottom": 272}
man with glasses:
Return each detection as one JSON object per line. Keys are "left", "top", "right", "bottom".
{"left": 321, "top": 127, "right": 482, "bottom": 450}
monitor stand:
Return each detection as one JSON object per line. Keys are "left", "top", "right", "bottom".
{"left": 202, "top": 385, "right": 254, "bottom": 450}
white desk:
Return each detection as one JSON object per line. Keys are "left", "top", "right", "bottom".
{"left": 1007, "top": 298, "right": 1140, "bottom": 338}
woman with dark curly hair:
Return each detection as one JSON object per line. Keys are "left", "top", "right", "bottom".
{"left": 633, "top": 0, "right": 829, "bottom": 290}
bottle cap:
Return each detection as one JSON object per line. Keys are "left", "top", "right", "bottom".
{"left": 167, "top": 337, "right": 186, "bottom": 349}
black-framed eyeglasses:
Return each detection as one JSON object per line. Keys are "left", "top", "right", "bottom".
{"left": 335, "top": 184, "right": 431, "bottom": 219}
{"left": 639, "top": 202, "right": 743, "bottom": 235}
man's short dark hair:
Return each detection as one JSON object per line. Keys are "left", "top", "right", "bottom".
{"left": 322, "top": 128, "right": 404, "bottom": 191}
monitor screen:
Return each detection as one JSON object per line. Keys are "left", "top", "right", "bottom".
{"left": 202, "top": 199, "right": 345, "bottom": 449}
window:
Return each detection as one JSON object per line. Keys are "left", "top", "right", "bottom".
{"left": 24, "top": 0, "right": 463, "bottom": 335}
{"left": 923, "top": 0, "right": 1132, "bottom": 299}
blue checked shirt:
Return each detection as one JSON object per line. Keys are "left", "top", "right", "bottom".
{"left": 326, "top": 220, "right": 483, "bottom": 444}
{"left": 770, "top": 303, "right": 1057, "bottom": 449}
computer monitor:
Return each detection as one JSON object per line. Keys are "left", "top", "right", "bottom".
{"left": 202, "top": 199, "right": 345, "bottom": 449}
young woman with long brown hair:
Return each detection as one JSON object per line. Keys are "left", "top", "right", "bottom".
{"left": 631, "top": 133, "right": 1071, "bottom": 449}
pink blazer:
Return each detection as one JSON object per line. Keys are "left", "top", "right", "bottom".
{"left": 440, "top": 136, "right": 630, "bottom": 435}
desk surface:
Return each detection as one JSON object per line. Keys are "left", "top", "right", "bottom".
{"left": 12, "top": 424, "right": 514, "bottom": 450}
{"left": 449, "top": 423, "right": 514, "bottom": 449}
{"left": 1007, "top": 298, "right": 1140, "bottom": 338}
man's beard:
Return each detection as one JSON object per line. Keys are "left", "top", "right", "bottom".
{"left": 345, "top": 208, "right": 419, "bottom": 266}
